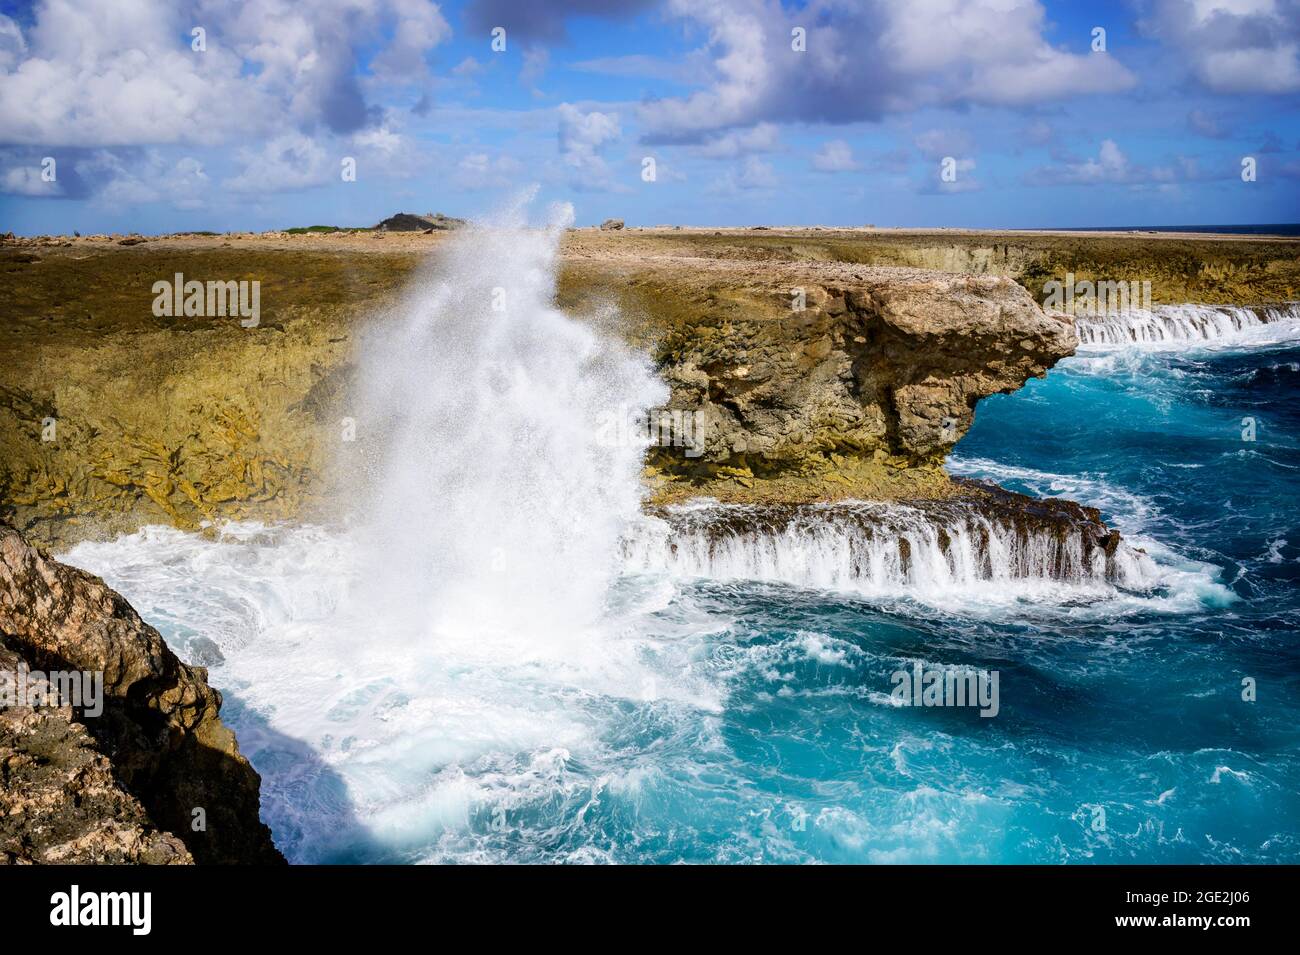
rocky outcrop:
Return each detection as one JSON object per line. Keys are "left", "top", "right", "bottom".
{"left": 0, "top": 524, "right": 284, "bottom": 864}
{"left": 657, "top": 271, "right": 1073, "bottom": 467}
{"left": 375, "top": 211, "right": 465, "bottom": 231}
{"left": 1, "top": 643, "right": 193, "bottom": 864}
{"left": 562, "top": 256, "right": 1076, "bottom": 502}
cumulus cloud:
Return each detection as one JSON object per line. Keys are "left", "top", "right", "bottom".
{"left": 920, "top": 156, "right": 980, "bottom": 193}
{"left": 1030, "top": 139, "right": 1132, "bottom": 184}
{"left": 914, "top": 128, "right": 975, "bottom": 160}
{"left": 0, "top": 147, "right": 211, "bottom": 206}
{"left": 0, "top": 14, "right": 27, "bottom": 72}
{"left": 455, "top": 151, "right": 523, "bottom": 189}
{"left": 0, "top": 0, "right": 452, "bottom": 147}
{"left": 90, "top": 152, "right": 211, "bottom": 209}
{"left": 812, "top": 139, "right": 859, "bottom": 171}
{"left": 520, "top": 46, "right": 550, "bottom": 90}
{"left": 2, "top": 164, "right": 61, "bottom": 197}
{"left": 695, "top": 123, "right": 781, "bottom": 158}
{"left": 1139, "top": 0, "right": 1300, "bottom": 94}
{"left": 1026, "top": 139, "right": 1228, "bottom": 188}
{"left": 638, "top": 0, "right": 1136, "bottom": 142}
{"left": 368, "top": 0, "right": 452, "bottom": 82}
{"left": 224, "top": 133, "right": 336, "bottom": 193}
{"left": 557, "top": 103, "right": 622, "bottom": 188}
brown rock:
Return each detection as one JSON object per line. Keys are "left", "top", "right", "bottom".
{"left": 0, "top": 644, "right": 193, "bottom": 864}
{"left": 0, "top": 525, "right": 284, "bottom": 864}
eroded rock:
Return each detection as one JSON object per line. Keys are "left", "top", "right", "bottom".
{"left": 0, "top": 524, "right": 284, "bottom": 864}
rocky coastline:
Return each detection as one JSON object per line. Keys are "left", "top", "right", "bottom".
{"left": 0, "top": 524, "right": 284, "bottom": 864}
{"left": 1, "top": 225, "right": 1295, "bottom": 863}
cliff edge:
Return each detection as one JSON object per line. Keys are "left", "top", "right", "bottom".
{"left": 0, "top": 524, "right": 284, "bottom": 864}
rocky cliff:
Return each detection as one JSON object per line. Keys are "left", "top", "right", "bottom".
{"left": 0, "top": 524, "right": 284, "bottom": 864}
{"left": 575, "top": 262, "right": 1075, "bottom": 502}
{"left": 1, "top": 227, "right": 1293, "bottom": 545}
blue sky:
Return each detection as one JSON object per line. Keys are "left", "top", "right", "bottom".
{"left": 1, "top": 0, "right": 1298, "bottom": 234}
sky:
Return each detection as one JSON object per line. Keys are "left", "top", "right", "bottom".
{"left": 1, "top": 0, "right": 1298, "bottom": 234}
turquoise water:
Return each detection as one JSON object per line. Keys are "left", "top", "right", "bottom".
{"left": 64, "top": 329, "right": 1300, "bottom": 865}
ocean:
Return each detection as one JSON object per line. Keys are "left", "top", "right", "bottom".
{"left": 58, "top": 215, "right": 1300, "bottom": 864}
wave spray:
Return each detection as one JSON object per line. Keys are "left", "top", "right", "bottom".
{"left": 350, "top": 192, "right": 667, "bottom": 649}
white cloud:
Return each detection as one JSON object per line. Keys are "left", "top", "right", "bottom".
{"left": 455, "top": 151, "right": 523, "bottom": 189}
{"left": 557, "top": 103, "right": 622, "bottom": 187}
{"left": 520, "top": 47, "right": 550, "bottom": 90}
{"left": 224, "top": 133, "right": 334, "bottom": 193}
{"left": 639, "top": 0, "right": 1136, "bottom": 141}
{"left": 0, "top": 0, "right": 453, "bottom": 147}
{"left": 0, "top": 14, "right": 27, "bottom": 72}
{"left": 708, "top": 156, "right": 778, "bottom": 194}
{"left": 2, "top": 164, "right": 61, "bottom": 197}
{"left": 91, "top": 153, "right": 210, "bottom": 209}
{"left": 1140, "top": 0, "right": 1300, "bottom": 93}
{"left": 695, "top": 123, "right": 781, "bottom": 158}
{"left": 914, "top": 129, "right": 975, "bottom": 160}
{"left": 1063, "top": 139, "right": 1129, "bottom": 183}
{"left": 922, "top": 156, "right": 981, "bottom": 193}
{"left": 369, "top": 0, "right": 451, "bottom": 82}
{"left": 1025, "top": 139, "right": 1218, "bottom": 188}
{"left": 812, "top": 139, "right": 859, "bottom": 172}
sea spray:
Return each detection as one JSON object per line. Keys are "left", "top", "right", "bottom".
{"left": 347, "top": 192, "right": 667, "bottom": 647}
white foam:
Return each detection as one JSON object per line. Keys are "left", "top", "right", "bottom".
{"left": 1075, "top": 302, "right": 1300, "bottom": 351}
{"left": 620, "top": 500, "right": 1170, "bottom": 603}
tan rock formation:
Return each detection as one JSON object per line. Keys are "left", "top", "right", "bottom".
{"left": 0, "top": 525, "right": 284, "bottom": 864}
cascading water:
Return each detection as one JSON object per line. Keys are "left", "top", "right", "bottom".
{"left": 1074, "top": 302, "right": 1300, "bottom": 347}
{"left": 621, "top": 499, "right": 1158, "bottom": 597}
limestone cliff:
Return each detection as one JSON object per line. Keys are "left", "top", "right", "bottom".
{"left": 0, "top": 524, "right": 284, "bottom": 864}
{"left": 1, "top": 227, "right": 1292, "bottom": 544}
{"left": 1, "top": 643, "right": 193, "bottom": 864}
{"left": 640, "top": 270, "right": 1072, "bottom": 500}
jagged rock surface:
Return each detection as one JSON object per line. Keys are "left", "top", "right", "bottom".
{"left": 0, "top": 644, "right": 193, "bottom": 864}
{"left": 0, "top": 524, "right": 284, "bottom": 864}
{"left": 655, "top": 272, "right": 1075, "bottom": 467}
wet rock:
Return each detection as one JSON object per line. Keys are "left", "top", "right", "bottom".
{"left": 640, "top": 481, "right": 1137, "bottom": 585}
